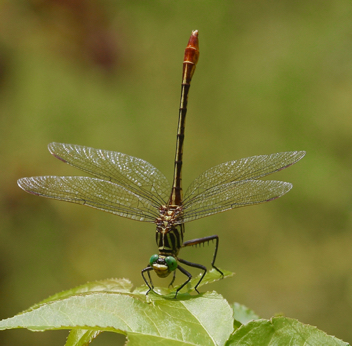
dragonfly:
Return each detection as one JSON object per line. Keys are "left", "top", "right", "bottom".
{"left": 18, "top": 30, "right": 305, "bottom": 297}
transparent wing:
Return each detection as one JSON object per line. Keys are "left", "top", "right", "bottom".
{"left": 180, "top": 151, "right": 305, "bottom": 223}
{"left": 18, "top": 176, "right": 159, "bottom": 222}
{"left": 48, "top": 142, "right": 170, "bottom": 208}
{"left": 180, "top": 180, "right": 291, "bottom": 223}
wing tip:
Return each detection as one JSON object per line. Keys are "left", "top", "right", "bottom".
{"left": 17, "top": 177, "right": 42, "bottom": 196}
{"left": 48, "top": 143, "right": 69, "bottom": 163}
{"left": 271, "top": 181, "right": 293, "bottom": 200}
{"left": 294, "top": 150, "right": 306, "bottom": 160}
{"left": 17, "top": 177, "right": 29, "bottom": 189}
{"left": 48, "top": 142, "right": 59, "bottom": 153}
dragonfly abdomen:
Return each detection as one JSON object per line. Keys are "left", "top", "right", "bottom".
{"left": 169, "top": 30, "right": 199, "bottom": 207}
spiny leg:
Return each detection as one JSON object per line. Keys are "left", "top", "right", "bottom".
{"left": 141, "top": 266, "right": 154, "bottom": 294}
{"left": 182, "top": 235, "right": 224, "bottom": 276}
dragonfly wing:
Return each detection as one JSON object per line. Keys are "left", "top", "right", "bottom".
{"left": 181, "top": 180, "right": 292, "bottom": 223}
{"left": 183, "top": 151, "right": 305, "bottom": 205}
{"left": 48, "top": 143, "right": 170, "bottom": 208}
{"left": 18, "top": 176, "right": 159, "bottom": 222}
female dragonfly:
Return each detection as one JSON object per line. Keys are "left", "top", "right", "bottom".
{"left": 18, "top": 31, "right": 305, "bottom": 297}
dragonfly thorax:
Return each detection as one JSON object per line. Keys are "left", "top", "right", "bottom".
{"left": 156, "top": 205, "right": 183, "bottom": 233}
{"left": 155, "top": 205, "right": 185, "bottom": 258}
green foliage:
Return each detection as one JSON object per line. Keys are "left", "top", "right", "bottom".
{"left": 227, "top": 317, "right": 348, "bottom": 346}
{"left": 0, "top": 270, "right": 348, "bottom": 346}
{"left": 2, "top": 2, "right": 352, "bottom": 344}
{"left": 231, "top": 302, "right": 260, "bottom": 328}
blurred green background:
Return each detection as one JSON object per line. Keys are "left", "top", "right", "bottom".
{"left": 1, "top": 1, "right": 352, "bottom": 345}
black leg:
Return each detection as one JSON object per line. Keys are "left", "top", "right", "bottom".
{"left": 182, "top": 235, "right": 223, "bottom": 276}
{"left": 141, "top": 265, "right": 154, "bottom": 294}
{"left": 174, "top": 264, "right": 192, "bottom": 298}
{"left": 178, "top": 257, "right": 207, "bottom": 293}
{"left": 169, "top": 270, "right": 177, "bottom": 288}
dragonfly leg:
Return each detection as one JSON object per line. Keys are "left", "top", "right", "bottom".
{"left": 177, "top": 258, "right": 207, "bottom": 293}
{"left": 182, "top": 235, "right": 224, "bottom": 277}
{"left": 141, "top": 265, "right": 154, "bottom": 295}
{"left": 169, "top": 270, "right": 177, "bottom": 288}
{"left": 174, "top": 264, "right": 192, "bottom": 298}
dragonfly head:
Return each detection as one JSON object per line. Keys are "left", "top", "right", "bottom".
{"left": 149, "top": 254, "right": 177, "bottom": 278}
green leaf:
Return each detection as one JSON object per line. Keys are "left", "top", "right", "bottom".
{"left": 226, "top": 317, "right": 349, "bottom": 346}
{"left": 32, "top": 278, "right": 134, "bottom": 308}
{"left": 65, "top": 329, "right": 102, "bottom": 346}
{"left": 231, "top": 302, "right": 260, "bottom": 329}
{"left": 1, "top": 271, "right": 348, "bottom": 346}
{"left": 0, "top": 270, "right": 234, "bottom": 346}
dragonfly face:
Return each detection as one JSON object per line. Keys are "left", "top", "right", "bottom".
{"left": 149, "top": 254, "right": 177, "bottom": 278}
{"left": 17, "top": 31, "right": 305, "bottom": 297}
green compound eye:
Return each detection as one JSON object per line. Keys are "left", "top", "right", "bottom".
{"left": 165, "top": 256, "right": 177, "bottom": 271}
{"left": 149, "top": 254, "right": 159, "bottom": 266}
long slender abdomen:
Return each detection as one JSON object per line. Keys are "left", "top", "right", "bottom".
{"left": 169, "top": 30, "right": 200, "bottom": 207}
